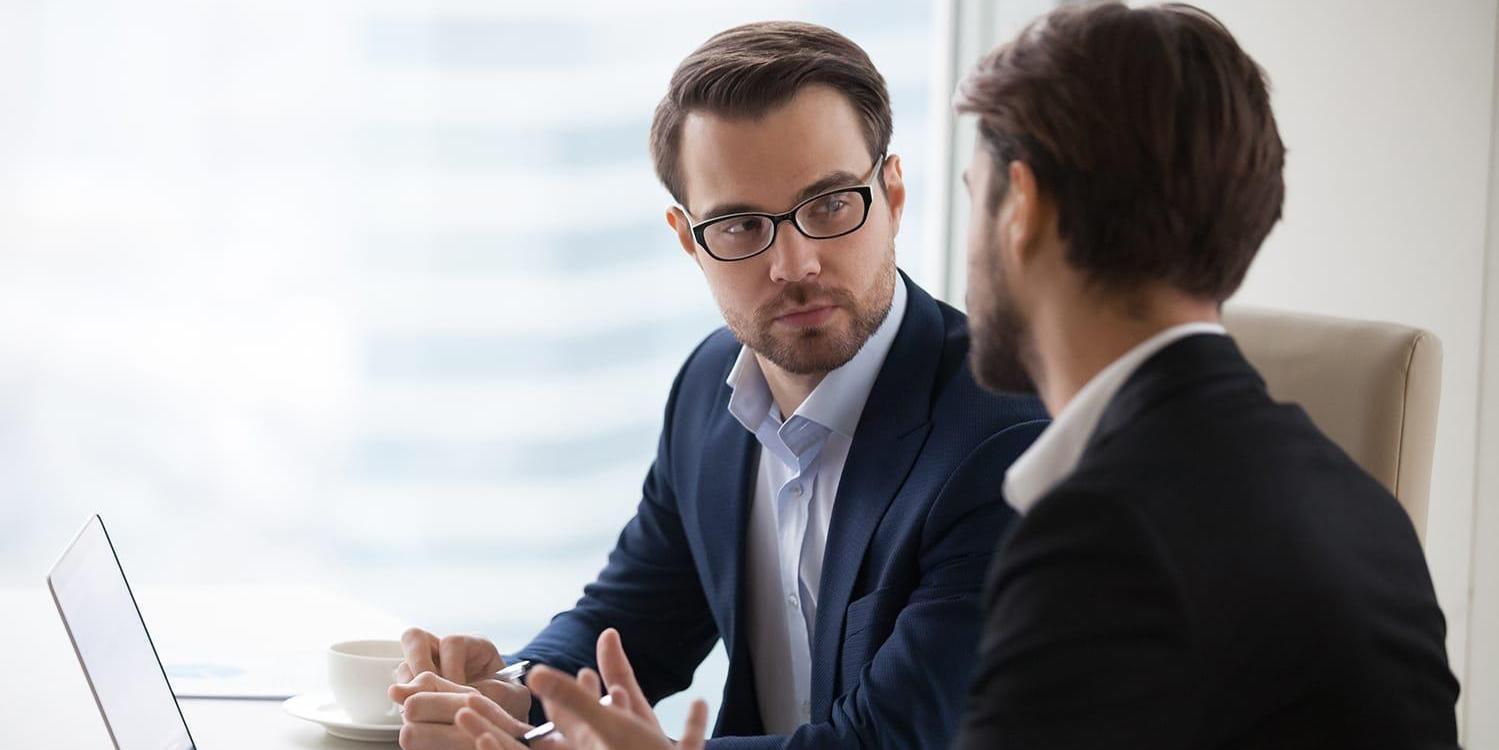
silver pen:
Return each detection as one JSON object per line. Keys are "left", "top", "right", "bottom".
{"left": 397, "top": 659, "right": 533, "bottom": 685}
{"left": 495, "top": 660, "right": 532, "bottom": 683}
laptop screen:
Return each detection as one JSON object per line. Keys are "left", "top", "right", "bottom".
{"left": 48, "top": 516, "right": 196, "bottom": 750}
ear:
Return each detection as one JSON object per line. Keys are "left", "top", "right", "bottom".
{"left": 665, "top": 207, "right": 702, "bottom": 267}
{"left": 1005, "top": 160, "right": 1048, "bottom": 267}
{"left": 881, "top": 153, "right": 907, "bottom": 236}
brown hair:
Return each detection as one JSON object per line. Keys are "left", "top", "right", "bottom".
{"left": 955, "top": 2, "right": 1285, "bottom": 302}
{"left": 649, "top": 21, "right": 892, "bottom": 208}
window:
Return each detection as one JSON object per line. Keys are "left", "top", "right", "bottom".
{"left": 931, "top": 0, "right": 1064, "bottom": 303}
{"left": 0, "top": 0, "right": 940, "bottom": 725}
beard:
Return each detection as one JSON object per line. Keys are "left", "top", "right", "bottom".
{"left": 724, "top": 254, "right": 897, "bottom": 376}
{"left": 968, "top": 237, "right": 1037, "bottom": 395}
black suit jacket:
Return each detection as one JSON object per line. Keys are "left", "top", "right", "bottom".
{"left": 955, "top": 333, "right": 1460, "bottom": 749}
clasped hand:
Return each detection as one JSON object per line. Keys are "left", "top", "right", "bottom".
{"left": 390, "top": 626, "right": 706, "bottom": 750}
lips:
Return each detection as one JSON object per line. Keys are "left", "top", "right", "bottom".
{"left": 774, "top": 304, "right": 836, "bottom": 327}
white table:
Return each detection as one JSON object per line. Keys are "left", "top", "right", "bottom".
{"left": 1, "top": 586, "right": 406, "bottom": 748}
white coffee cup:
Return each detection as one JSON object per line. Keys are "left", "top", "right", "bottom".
{"left": 328, "top": 639, "right": 404, "bottom": 725}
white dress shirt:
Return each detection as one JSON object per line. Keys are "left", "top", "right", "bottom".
{"left": 726, "top": 279, "right": 907, "bottom": 734}
{"left": 1003, "top": 322, "right": 1227, "bottom": 515}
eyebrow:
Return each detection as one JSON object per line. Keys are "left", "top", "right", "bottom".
{"left": 698, "top": 169, "right": 864, "bottom": 221}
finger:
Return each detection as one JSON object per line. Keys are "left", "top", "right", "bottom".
{"left": 390, "top": 671, "right": 474, "bottom": 704}
{"left": 473, "top": 678, "right": 526, "bottom": 702}
{"left": 455, "top": 707, "right": 529, "bottom": 750}
{"left": 536, "top": 700, "right": 589, "bottom": 749}
{"left": 607, "top": 681, "right": 656, "bottom": 726}
{"left": 462, "top": 692, "right": 533, "bottom": 736}
{"left": 596, "top": 628, "right": 652, "bottom": 723}
{"left": 610, "top": 686, "right": 633, "bottom": 713}
{"left": 401, "top": 691, "right": 476, "bottom": 724}
{"left": 471, "top": 726, "right": 529, "bottom": 750}
{"left": 397, "top": 720, "right": 473, "bottom": 750}
{"left": 530, "top": 666, "right": 627, "bottom": 732}
{"left": 577, "top": 668, "right": 602, "bottom": 697}
{"left": 595, "top": 628, "right": 636, "bottom": 685}
{"left": 680, "top": 699, "right": 709, "bottom": 750}
{"left": 463, "top": 636, "right": 506, "bottom": 679}
{"left": 438, "top": 635, "right": 469, "bottom": 685}
{"left": 395, "top": 663, "right": 414, "bottom": 683}
{"left": 472, "top": 678, "right": 531, "bottom": 721}
{"left": 401, "top": 628, "right": 440, "bottom": 677}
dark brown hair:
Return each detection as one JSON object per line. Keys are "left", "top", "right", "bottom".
{"left": 649, "top": 21, "right": 892, "bottom": 207}
{"left": 955, "top": 2, "right": 1285, "bottom": 302}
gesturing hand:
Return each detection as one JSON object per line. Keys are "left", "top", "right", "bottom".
{"left": 452, "top": 628, "right": 708, "bottom": 750}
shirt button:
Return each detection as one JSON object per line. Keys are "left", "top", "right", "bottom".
{"left": 801, "top": 701, "right": 811, "bottom": 718}
{"left": 790, "top": 484, "right": 804, "bottom": 497}
{"left": 787, "top": 594, "right": 799, "bottom": 608}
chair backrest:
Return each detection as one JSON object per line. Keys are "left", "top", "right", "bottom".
{"left": 1221, "top": 306, "right": 1443, "bottom": 540}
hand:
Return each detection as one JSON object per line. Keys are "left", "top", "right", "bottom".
{"left": 397, "top": 627, "right": 531, "bottom": 721}
{"left": 453, "top": 628, "right": 708, "bottom": 750}
{"left": 586, "top": 628, "right": 662, "bottom": 734}
{"left": 389, "top": 672, "right": 537, "bottom": 750}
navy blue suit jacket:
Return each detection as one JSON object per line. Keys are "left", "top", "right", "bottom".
{"left": 513, "top": 274, "right": 1047, "bottom": 748}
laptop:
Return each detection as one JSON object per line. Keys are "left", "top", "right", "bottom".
{"left": 48, "top": 515, "right": 198, "bottom": 750}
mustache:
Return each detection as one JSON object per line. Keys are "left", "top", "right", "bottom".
{"left": 757, "top": 282, "right": 858, "bottom": 321}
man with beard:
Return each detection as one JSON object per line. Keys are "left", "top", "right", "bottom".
{"left": 387, "top": 21, "right": 1048, "bottom": 750}
{"left": 950, "top": 3, "right": 1460, "bottom": 747}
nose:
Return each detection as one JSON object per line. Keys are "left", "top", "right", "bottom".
{"left": 766, "top": 219, "right": 821, "bottom": 284}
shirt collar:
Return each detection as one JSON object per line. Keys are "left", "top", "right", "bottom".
{"left": 727, "top": 276, "right": 908, "bottom": 439}
{"left": 1002, "top": 321, "right": 1227, "bottom": 515}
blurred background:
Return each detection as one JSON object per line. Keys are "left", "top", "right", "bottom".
{"left": 0, "top": 0, "right": 944, "bottom": 727}
{"left": 3, "top": 0, "right": 1499, "bottom": 743}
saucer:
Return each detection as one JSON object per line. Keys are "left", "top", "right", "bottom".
{"left": 283, "top": 693, "right": 402, "bottom": 743}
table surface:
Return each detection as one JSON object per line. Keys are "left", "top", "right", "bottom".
{"left": 2, "top": 586, "right": 405, "bottom": 748}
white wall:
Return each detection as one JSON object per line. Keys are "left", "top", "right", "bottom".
{"left": 1189, "top": 2, "right": 1495, "bottom": 741}
{"left": 1472, "top": 15, "right": 1499, "bottom": 743}
{"left": 1476, "top": 201, "right": 1499, "bottom": 747}
{"left": 941, "top": 1, "right": 1499, "bottom": 742}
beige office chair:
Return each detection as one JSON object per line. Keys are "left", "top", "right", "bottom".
{"left": 1220, "top": 306, "right": 1442, "bottom": 541}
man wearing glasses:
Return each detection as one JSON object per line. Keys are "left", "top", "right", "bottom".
{"left": 390, "top": 21, "right": 1047, "bottom": 750}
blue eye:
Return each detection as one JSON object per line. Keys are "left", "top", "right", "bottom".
{"left": 809, "top": 195, "right": 849, "bottom": 216}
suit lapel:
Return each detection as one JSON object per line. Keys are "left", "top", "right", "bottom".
{"left": 808, "top": 275, "right": 943, "bottom": 716}
{"left": 695, "top": 390, "right": 759, "bottom": 653}
{"left": 684, "top": 379, "right": 763, "bottom": 736}
{"left": 693, "top": 405, "right": 763, "bottom": 736}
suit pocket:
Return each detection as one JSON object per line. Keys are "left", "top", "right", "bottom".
{"left": 839, "top": 587, "right": 900, "bottom": 690}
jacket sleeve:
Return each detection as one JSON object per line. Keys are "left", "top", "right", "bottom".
{"left": 707, "top": 419, "right": 1048, "bottom": 750}
{"left": 510, "top": 354, "right": 721, "bottom": 722}
{"left": 952, "top": 485, "right": 1197, "bottom": 750}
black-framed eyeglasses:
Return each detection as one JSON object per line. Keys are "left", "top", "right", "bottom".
{"left": 684, "top": 154, "right": 885, "bottom": 262}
